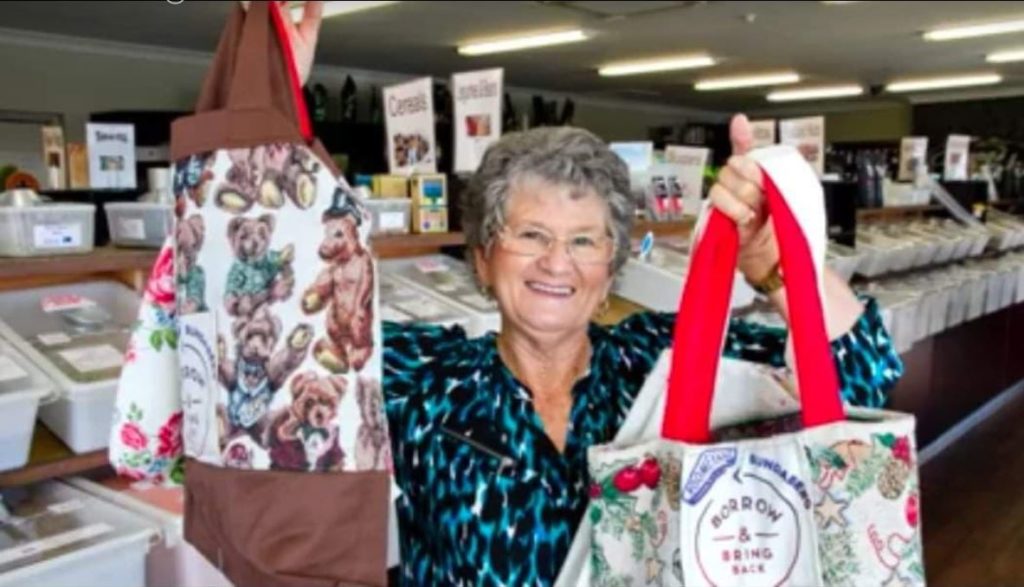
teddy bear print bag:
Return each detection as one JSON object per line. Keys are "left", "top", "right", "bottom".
{"left": 107, "top": 3, "right": 390, "bottom": 586}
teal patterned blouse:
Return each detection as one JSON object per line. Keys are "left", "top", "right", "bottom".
{"left": 382, "top": 298, "right": 903, "bottom": 586}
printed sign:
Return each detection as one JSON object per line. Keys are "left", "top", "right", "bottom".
{"left": 779, "top": 117, "right": 825, "bottom": 176}
{"left": 682, "top": 445, "right": 818, "bottom": 587}
{"left": 750, "top": 120, "right": 777, "bottom": 149}
{"left": 610, "top": 142, "right": 654, "bottom": 173}
{"left": 452, "top": 68, "right": 503, "bottom": 174}
{"left": 944, "top": 135, "right": 970, "bottom": 181}
{"left": 86, "top": 123, "right": 136, "bottom": 189}
{"left": 898, "top": 137, "right": 929, "bottom": 182}
{"left": 665, "top": 146, "right": 710, "bottom": 216}
{"left": 383, "top": 77, "right": 437, "bottom": 175}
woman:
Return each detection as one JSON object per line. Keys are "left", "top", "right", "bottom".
{"left": 382, "top": 122, "right": 902, "bottom": 586}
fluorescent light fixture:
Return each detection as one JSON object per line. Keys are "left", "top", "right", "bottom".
{"left": 924, "top": 18, "right": 1024, "bottom": 41}
{"left": 821, "top": 1, "right": 861, "bottom": 4}
{"left": 458, "top": 29, "right": 588, "bottom": 56}
{"left": 695, "top": 72, "right": 800, "bottom": 91}
{"left": 886, "top": 73, "right": 1002, "bottom": 93}
{"left": 987, "top": 48, "right": 1024, "bottom": 63}
{"left": 288, "top": 1, "right": 399, "bottom": 22}
{"left": 767, "top": 84, "right": 864, "bottom": 102}
{"left": 598, "top": 54, "right": 715, "bottom": 77}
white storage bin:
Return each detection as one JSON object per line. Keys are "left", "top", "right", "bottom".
{"left": 67, "top": 478, "right": 232, "bottom": 587}
{"left": 0, "top": 281, "right": 140, "bottom": 453}
{"left": 364, "top": 198, "right": 411, "bottom": 236}
{"left": 105, "top": 202, "right": 173, "bottom": 249}
{"left": 826, "top": 243, "right": 863, "bottom": 283}
{"left": 380, "top": 273, "right": 472, "bottom": 332}
{"left": 0, "top": 204, "right": 95, "bottom": 257}
{"left": 0, "top": 341, "right": 55, "bottom": 471}
{"left": 380, "top": 255, "right": 502, "bottom": 337}
{"left": 614, "top": 245, "right": 756, "bottom": 313}
{"left": 0, "top": 480, "right": 157, "bottom": 587}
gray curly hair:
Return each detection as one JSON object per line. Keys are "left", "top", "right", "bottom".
{"left": 461, "top": 126, "right": 635, "bottom": 274}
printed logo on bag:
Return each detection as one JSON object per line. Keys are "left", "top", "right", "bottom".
{"left": 180, "top": 316, "right": 220, "bottom": 463}
{"left": 686, "top": 449, "right": 814, "bottom": 586}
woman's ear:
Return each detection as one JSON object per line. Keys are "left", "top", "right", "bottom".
{"left": 473, "top": 245, "right": 492, "bottom": 288}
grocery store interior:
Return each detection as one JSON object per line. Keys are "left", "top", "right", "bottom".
{"left": 1, "top": 1, "right": 1024, "bottom": 585}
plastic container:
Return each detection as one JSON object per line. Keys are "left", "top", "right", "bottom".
{"left": 104, "top": 203, "right": 173, "bottom": 249}
{"left": 41, "top": 189, "right": 141, "bottom": 247}
{"left": 0, "top": 281, "right": 140, "bottom": 453}
{"left": 380, "top": 273, "right": 472, "bottom": 332}
{"left": 364, "top": 198, "right": 411, "bottom": 236}
{"left": 66, "top": 478, "right": 232, "bottom": 587}
{"left": 0, "top": 204, "right": 95, "bottom": 257}
{"left": 0, "top": 480, "right": 157, "bottom": 587}
{"left": 615, "top": 245, "right": 756, "bottom": 313}
{"left": 0, "top": 341, "right": 55, "bottom": 471}
{"left": 380, "top": 255, "right": 501, "bottom": 337}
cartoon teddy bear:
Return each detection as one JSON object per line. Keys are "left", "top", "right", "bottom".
{"left": 215, "top": 144, "right": 319, "bottom": 214}
{"left": 224, "top": 214, "right": 295, "bottom": 318}
{"left": 354, "top": 377, "right": 389, "bottom": 471}
{"left": 217, "top": 304, "right": 313, "bottom": 441}
{"left": 266, "top": 371, "right": 347, "bottom": 472}
{"left": 302, "top": 189, "right": 374, "bottom": 373}
{"left": 176, "top": 215, "right": 207, "bottom": 315}
{"left": 173, "top": 153, "right": 213, "bottom": 217}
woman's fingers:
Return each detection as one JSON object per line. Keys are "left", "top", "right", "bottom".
{"left": 709, "top": 183, "right": 756, "bottom": 226}
{"left": 717, "top": 164, "right": 763, "bottom": 211}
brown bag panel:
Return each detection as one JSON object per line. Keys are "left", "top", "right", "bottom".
{"left": 185, "top": 459, "right": 390, "bottom": 587}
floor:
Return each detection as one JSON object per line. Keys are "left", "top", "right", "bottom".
{"left": 921, "top": 387, "right": 1024, "bottom": 586}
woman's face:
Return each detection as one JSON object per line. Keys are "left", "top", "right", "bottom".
{"left": 475, "top": 176, "right": 614, "bottom": 340}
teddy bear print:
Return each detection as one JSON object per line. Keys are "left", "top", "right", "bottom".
{"left": 224, "top": 214, "right": 295, "bottom": 318}
{"left": 266, "top": 371, "right": 347, "bottom": 472}
{"left": 176, "top": 215, "right": 207, "bottom": 315}
{"left": 215, "top": 143, "right": 319, "bottom": 214}
{"left": 354, "top": 377, "right": 389, "bottom": 471}
{"left": 302, "top": 188, "right": 374, "bottom": 373}
{"left": 173, "top": 153, "right": 214, "bottom": 218}
{"left": 217, "top": 304, "right": 313, "bottom": 441}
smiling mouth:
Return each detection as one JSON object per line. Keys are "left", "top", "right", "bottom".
{"left": 526, "top": 281, "right": 575, "bottom": 297}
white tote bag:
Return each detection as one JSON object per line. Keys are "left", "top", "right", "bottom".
{"left": 557, "top": 146, "right": 925, "bottom": 587}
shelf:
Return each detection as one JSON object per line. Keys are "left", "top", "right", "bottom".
{"left": 0, "top": 426, "right": 109, "bottom": 488}
{"left": 858, "top": 205, "right": 946, "bottom": 222}
{"left": 0, "top": 247, "right": 158, "bottom": 281}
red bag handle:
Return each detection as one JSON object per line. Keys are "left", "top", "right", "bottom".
{"left": 661, "top": 147, "right": 844, "bottom": 443}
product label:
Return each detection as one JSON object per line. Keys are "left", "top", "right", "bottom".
{"left": 180, "top": 312, "right": 222, "bottom": 465}
{"left": 118, "top": 218, "right": 147, "bottom": 241}
{"left": 0, "top": 523, "right": 113, "bottom": 567}
{"left": 41, "top": 295, "right": 96, "bottom": 314}
{"left": 0, "top": 355, "right": 28, "bottom": 383}
{"left": 379, "top": 212, "right": 407, "bottom": 231}
{"left": 58, "top": 345, "right": 124, "bottom": 374}
{"left": 37, "top": 332, "right": 72, "bottom": 347}
{"left": 33, "top": 224, "right": 83, "bottom": 250}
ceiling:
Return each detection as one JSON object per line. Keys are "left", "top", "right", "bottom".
{"left": 4, "top": 0, "right": 1024, "bottom": 112}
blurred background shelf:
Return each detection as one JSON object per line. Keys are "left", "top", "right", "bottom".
{"left": 0, "top": 426, "right": 109, "bottom": 488}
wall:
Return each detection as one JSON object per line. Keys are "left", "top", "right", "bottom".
{"left": 750, "top": 101, "right": 913, "bottom": 144}
{"left": 0, "top": 27, "right": 721, "bottom": 156}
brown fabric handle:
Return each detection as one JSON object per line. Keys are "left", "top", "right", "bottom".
{"left": 192, "top": 1, "right": 299, "bottom": 123}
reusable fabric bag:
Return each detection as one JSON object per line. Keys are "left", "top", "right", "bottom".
{"left": 109, "top": 3, "right": 391, "bottom": 585}
{"left": 559, "top": 146, "right": 924, "bottom": 587}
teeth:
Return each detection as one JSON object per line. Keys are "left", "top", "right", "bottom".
{"left": 528, "top": 282, "right": 574, "bottom": 296}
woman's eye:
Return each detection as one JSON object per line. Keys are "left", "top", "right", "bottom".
{"left": 571, "top": 236, "right": 599, "bottom": 249}
{"left": 518, "top": 230, "right": 548, "bottom": 242}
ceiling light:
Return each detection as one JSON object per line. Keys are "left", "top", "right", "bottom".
{"left": 987, "top": 48, "right": 1024, "bottom": 63}
{"left": 458, "top": 30, "right": 589, "bottom": 56}
{"left": 885, "top": 73, "right": 1002, "bottom": 93}
{"left": 598, "top": 54, "right": 715, "bottom": 77}
{"left": 924, "top": 18, "right": 1024, "bottom": 41}
{"left": 767, "top": 84, "right": 864, "bottom": 102}
{"left": 288, "top": 1, "right": 399, "bottom": 22}
{"left": 821, "top": 1, "right": 861, "bottom": 4}
{"left": 695, "top": 72, "right": 800, "bottom": 91}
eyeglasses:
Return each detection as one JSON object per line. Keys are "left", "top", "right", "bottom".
{"left": 497, "top": 225, "right": 615, "bottom": 265}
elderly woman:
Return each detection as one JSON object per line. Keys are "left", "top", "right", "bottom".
{"left": 383, "top": 121, "right": 903, "bottom": 586}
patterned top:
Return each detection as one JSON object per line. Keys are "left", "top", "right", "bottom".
{"left": 383, "top": 299, "right": 904, "bottom": 586}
